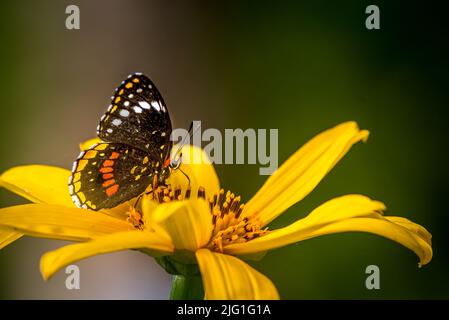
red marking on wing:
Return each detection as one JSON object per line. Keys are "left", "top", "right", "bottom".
{"left": 106, "top": 184, "right": 119, "bottom": 197}
{"left": 102, "top": 173, "right": 114, "bottom": 180}
{"left": 99, "top": 167, "right": 113, "bottom": 173}
{"left": 103, "top": 160, "right": 114, "bottom": 167}
{"left": 110, "top": 152, "right": 120, "bottom": 160}
{"left": 163, "top": 157, "right": 171, "bottom": 168}
{"left": 102, "top": 179, "right": 116, "bottom": 187}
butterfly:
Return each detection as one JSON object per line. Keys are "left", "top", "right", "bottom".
{"left": 68, "top": 73, "right": 181, "bottom": 210}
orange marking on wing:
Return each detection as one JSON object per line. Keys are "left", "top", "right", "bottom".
{"left": 94, "top": 144, "right": 108, "bottom": 151}
{"left": 163, "top": 157, "right": 171, "bottom": 168}
{"left": 106, "top": 184, "right": 119, "bottom": 197}
{"left": 84, "top": 150, "right": 98, "bottom": 159}
{"left": 125, "top": 82, "right": 133, "bottom": 89}
{"left": 99, "top": 167, "right": 113, "bottom": 173}
{"left": 110, "top": 152, "right": 120, "bottom": 160}
{"left": 102, "top": 179, "right": 116, "bottom": 187}
{"left": 102, "top": 173, "right": 114, "bottom": 180}
{"left": 103, "top": 160, "right": 114, "bottom": 167}
{"left": 76, "top": 159, "right": 88, "bottom": 171}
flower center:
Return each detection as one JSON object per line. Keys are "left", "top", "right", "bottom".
{"left": 207, "top": 189, "right": 268, "bottom": 252}
{"left": 129, "top": 185, "right": 268, "bottom": 252}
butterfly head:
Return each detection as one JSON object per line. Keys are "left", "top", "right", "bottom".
{"left": 164, "top": 152, "right": 191, "bottom": 186}
{"left": 158, "top": 152, "right": 182, "bottom": 185}
{"left": 169, "top": 152, "right": 182, "bottom": 170}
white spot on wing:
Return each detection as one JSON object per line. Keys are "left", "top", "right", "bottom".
{"left": 136, "top": 88, "right": 143, "bottom": 93}
{"left": 124, "top": 101, "right": 130, "bottom": 106}
{"left": 112, "top": 119, "right": 122, "bottom": 126}
{"left": 150, "top": 101, "right": 161, "bottom": 111}
{"left": 133, "top": 106, "right": 143, "bottom": 113}
{"left": 107, "top": 128, "right": 113, "bottom": 133}
{"left": 71, "top": 195, "right": 81, "bottom": 207}
{"left": 139, "top": 101, "right": 151, "bottom": 110}
{"left": 119, "top": 109, "right": 130, "bottom": 117}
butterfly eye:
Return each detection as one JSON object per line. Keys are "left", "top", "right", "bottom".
{"left": 170, "top": 154, "right": 182, "bottom": 170}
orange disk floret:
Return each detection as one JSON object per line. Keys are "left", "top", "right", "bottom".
{"left": 106, "top": 184, "right": 119, "bottom": 197}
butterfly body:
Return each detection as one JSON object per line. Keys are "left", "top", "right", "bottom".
{"left": 69, "top": 73, "right": 172, "bottom": 210}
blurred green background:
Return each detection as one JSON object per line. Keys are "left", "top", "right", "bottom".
{"left": 1, "top": 1, "right": 448, "bottom": 299}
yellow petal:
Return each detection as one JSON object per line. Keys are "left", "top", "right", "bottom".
{"left": 196, "top": 249, "right": 279, "bottom": 299}
{"left": 0, "top": 230, "right": 23, "bottom": 249}
{"left": 225, "top": 195, "right": 432, "bottom": 266}
{"left": 150, "top": 199, "right": 212, "bottom": 251}
{"left": 0, "top": 204, "right": 132, "bottom": 241}
{"left": 243, "top": 122, "right": 369, "bottom": 226}
{"left": 40, "top": 230, "right": 174, "bottom": 280}
{"left": 0, "top": 165, "right": 73, "bottom": 206}
{"left": 167, "top": 144, "right": 220, "bottom": 201}
{"left": 79, "top": 137, "right": 102, "bottom": 151}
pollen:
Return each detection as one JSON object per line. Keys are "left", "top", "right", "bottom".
{"left": 207, "top": 189, "right": 268, "bottom": 252}
{"left": 127, "top": 206, "right": 144, "bottom": 230}
{"left": 138, "top": 185, "right": 268, "bottom": 251}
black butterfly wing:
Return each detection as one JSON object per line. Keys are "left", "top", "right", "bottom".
{"left": 69, "top": 143, "right": 161, "bottom": 210}
{"left": 97, "top": 73, "right": 172, "bottom": 164}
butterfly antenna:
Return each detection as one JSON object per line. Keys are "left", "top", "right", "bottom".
{"left": 172, "top": 121, "right": 200, "bottom": 162}
{"left": 179, "top": 167, "right": 191, "bottom": 186}
{"left": 134, "top": 188, "right": 154, "bottom": 208}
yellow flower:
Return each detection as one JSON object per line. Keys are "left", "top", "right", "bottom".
{"left": 0, "top": 122, "right": 432, "bottom": 299}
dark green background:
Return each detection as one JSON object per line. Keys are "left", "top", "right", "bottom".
{"left": 1, "top": 1, "right": 448, "bottom": 298}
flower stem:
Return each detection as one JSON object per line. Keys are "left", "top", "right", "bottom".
{"left": 169, "top": 275, "right": 204, "bottom": 300}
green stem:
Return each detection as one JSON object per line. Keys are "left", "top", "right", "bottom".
{"left": 169, "top": 275, "right": 204, "bottom": 300}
